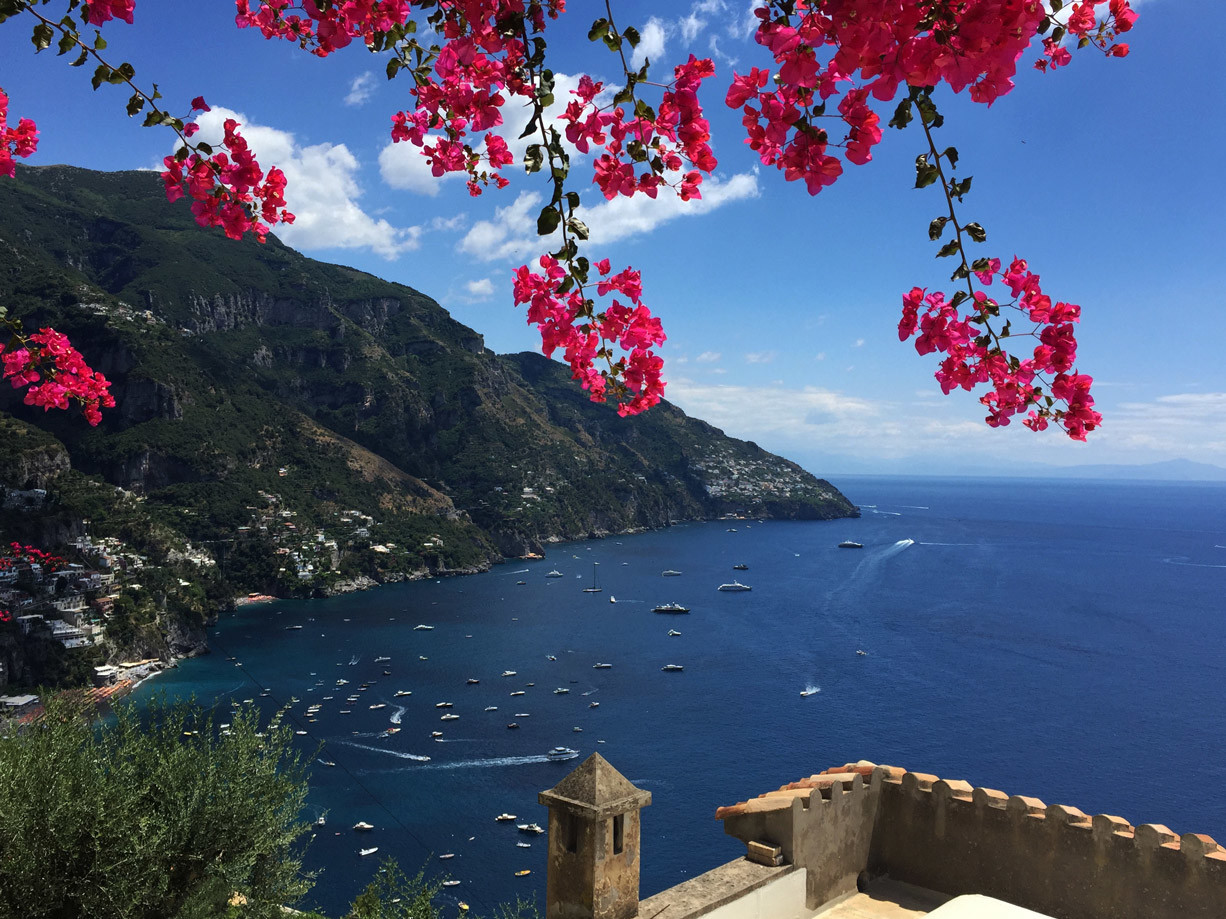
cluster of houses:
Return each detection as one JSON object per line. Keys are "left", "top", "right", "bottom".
{"left": 689, "top": 446, "right": 823, "bottom": 501}
{"left": 0, "top": 545, "right": 117, "bottom": 652}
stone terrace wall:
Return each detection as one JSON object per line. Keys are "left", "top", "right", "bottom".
{"left": 715, "top": 762, "right": 1226, "bottom": 919}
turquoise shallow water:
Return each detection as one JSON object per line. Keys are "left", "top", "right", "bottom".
{"left": 130, "top": 475, "right": 1226, "bottom": 916}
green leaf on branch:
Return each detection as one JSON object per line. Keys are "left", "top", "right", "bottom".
{"left": 602, "top": 32, "right": 623, "bottom": 52}
{"left": 93, "top": 32, "right": 105, "bottom": 51}
{"left": 888, "top": 98, "right": 913, "bottom": 130}
{"left": 949, "top": 176, "right": 973, "bottom": 200}
{"left": 564, "top": 191, "right": 580, "bottom": 210}
{"left": 965, "top": 222, "right": 987, "bottom": 243}
{"left": 914, "top": 155, "right": 939, "bottom": 189}
{"left": 941, "top": 146, "right": 958, "bottom": 168}
{"left": 125, "top": 94, "right": 144, "bottom": 117}
{"left": 623, "top": 26, "right": 641, "bottom": 48}
{"left": 557, "top": 276, "right": 575, "bottom": 295}
{"left": 566, "top": 217, "right": 590, "bottom": 240}
{"left": 195, "top": 142, "right": 213, "bottom": 155}
{"left": 386, "top": 58, "right": 401, "bottom": 80}
{"left": 70, "top": 48, "right": 87, "bottom": 66}
{"left": 537, "top": 205, "right": 561, "bottom": 236}
{"left": 1052, "top": 26, "right": 1066, "bottom": 44}
{"left": 928, "top": 216, "right": 949, "bottom": 240}
{"left": 950, "top": 291, "right": 969, "bottom": 309}
{"left": 971, "top": 257, "right": 993, "bottom": 274}
{"left": 91, "top": 63, "right": 112, "bottom": 90}
{"left": 916, "top": 94, "right": 943, "bottom": 128}
{"left": 936, "top": 240, "right": 960, "bottom": 258}
{"left": 588, "top": 19, "right": 610, "bottom": 42}
{"left": 951, "top": 263, "right": 970, "bottom": 280}
{"left": 31, "top": 23, "right": 54, "bottom": 51}
{"left": 524, "top": 145, "right": 544, "bottom": 174}
{"left": 57, "top": 30, "right": 76, "bottom": 55}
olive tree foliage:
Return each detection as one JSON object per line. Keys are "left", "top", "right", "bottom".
{"left": 0, "top": 695, "right": 312, "bottom": 919}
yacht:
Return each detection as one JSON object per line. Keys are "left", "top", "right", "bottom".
{"left": 369, "top": 703, "right": 387, "bottom": 710}
{"left": 662, "top": 664, "right": 684, "bottom": 672}
{"left": 394, "top": 690, "right": 412, "bottom": 697}
{"left": 545, "top": 570, "right": 564, "bottom": 578}
{"left": 652, "top": 602, "right": 690, "bottom": 613}
{"left": 507, "top": 722, "right": 520, "bottom": 729}
{"left": 466, "top": 678, "right": 480, "bottom": 685}
{"left": 501, "top": 670, "right": 517, "bottom": 677}
{"left": 510, "top": 690, "right": 526, "bottom": 697}
{"left": 431, "top": 731, "right": 443, "bottom": 738}
{"left": 800, "top": 687, "right": 820, "bottom": 697}
{"left": 414, "top": 624, "right": 435, "bottom": 630}
{"left": 435, "top": 702, "right": 454, "bottom": 708}
{"left": 553, "top": 687, "right": 570, "bottom": 695}
{"left": 546, "top": 655, "right": 557, "bottom": 661}
{"left": 838, "top": 540, "right": 864, "bottom": 549}
{"left": 441, "top": 713, "right": 459, "bottom": 721}
{"left": 443, "top": 880, "right": 461, "bottom": 888}
{"left": 484, "top": 705, "right": 499, "bottom": 711}
{"left": 517, "top": 841, "right": 532, "bottom": 848}
{"left": 285, "top": 624, "right": 303, "bottom": 630}
{"left": 717, "top": 581, "right": 752, "bottom": 592}
{"left": 439, "top": 853, "right": 455, "bottom": 860}
{"left": 668, "top": 629, "right": 682, "bottom": 637}
{"left": 315, "top": 816, "right": 326, "bottom": 826}
{"left": 593, "top": 662, "right": 612, "bottom": 669}
{"left": 319, "top": 760, "right": 336, "bottom": 767}
{"left": 590, "top": 701, "right": 600, "bottom": 708}
{"left": 661, "top": 569, "right": 683, "bottom": 577}
{"left": 353, "top": 821, "right": 374, "bottom": 831}
{"left": 857, "top": 649, "right": 868, "bottom": 656}
{"left": 733, "top": 563, "right": 749, "bottom": 570}
{"left": 496, "top": 813, "right": 518, "bottom": 822}
{"left": 515, "top": 870, "right": 531, "bottom": 877}
{"left": 375, "top": 656, "right": 391, "bottom": 663}
{"left": 581, "top": 563, "right": 602, "bottom": 594}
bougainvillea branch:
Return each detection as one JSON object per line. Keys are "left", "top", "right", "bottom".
{"left": 0, "top": 0, "right": 1136, "bottom": 436}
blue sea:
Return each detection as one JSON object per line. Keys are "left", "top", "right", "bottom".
{"left": 130, "top": 475, "right": 1226, "bottom": 917}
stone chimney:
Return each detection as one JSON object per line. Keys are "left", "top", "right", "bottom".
{"left": 539, "top": 753, "right": 652, "bottom": 919}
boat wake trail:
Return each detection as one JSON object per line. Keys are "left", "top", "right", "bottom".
{"left": 881, "top": 538, "right": 916, "bottom": 558}
{"left": 418, "top": 754, "right": 554, "bottom": 770}
{"left": 918, "top": 542, "right": 977, "bottom": 547}
{"left": 332, "top": 739, "right": 432, "bottom": 762}
{"left": 389, "top": 706, "right": 406, "bottom": 725}
{"left": 1163, "top": 557, "right": 1226, "bottom": 569}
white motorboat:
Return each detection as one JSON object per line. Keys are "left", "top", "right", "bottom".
{"left": 439, "top": 853, "right": 455, "bottom": 859}
{"left": 590, "top": 701, "right": 599, "bottom": 708}
{"left": 431, "top": 731, "right": 443, "bottom": 737}
{"left": 553, "top": 687, "right": 570, "bottom": 695}
{"left": 359, "top": 847, "right": 379, "bottom": 856}
{"left": 369, "top": 703, "right": 386, "bottom": 710}
{"left": 354, "top": 821, "right": 374, "bottom": 831}
{"left": 668, "top": 629, "right": 682, "bottom": 637}
{"left": 394, "top": 690, "right": 412, "bottom": 697}
{"left": 593, "top": 662, "right": 612, "bottom": 669}
{"left": 441, "top": 713, "right": 459, "bottom": 721}
{"left": 501, "top": 670, "right": 517, "bottom": 677}
{"left": 545, "top": 570, "right": 564, "bottom": 578}
{"left": 496, "top": 813, "right": 517, "bottom": 822}
{"left": 436, "top": 701, "right": 454, "bottom": 708}
{"left": 717, "top": 581, "right": 752, "bottom": 592}
{"left": 510, "top": 690, "right": 525, "bottom": 696}
{"left": 652, "top": 602, "right": 690, "bottom": 613}
{"left": 800, "top": 687, "right": 820, "bottom": 697}
{"left": 375, "top": 656, "right": 391, "bottom": 662}
{"left": 414, "top": 624, "right": 435, "bottom": 630}
{"left": 518, "top": 819, "right": 548, "bottom": 832}
{"left": 484, "top": 705, "right": 499, "bottom": 711}
{"left": 443, "top": 880, "right": 461, "bottom": 887}
{"left": 662, "top": 569, "right": 682, "bottom": 576}
{"left": 662, "top": 664, "right": 684, "bottom": 672}
{"left": 838, "top": 540, "right": 864, "bottom": 549}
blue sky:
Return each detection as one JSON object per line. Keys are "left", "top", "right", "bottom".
{"left": 2, "top": 0, "right": 1223, "bottom": 476}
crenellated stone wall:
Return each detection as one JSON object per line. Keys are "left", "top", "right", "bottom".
{"left": 715, "top": 762, "right": 1226, "bottom": 919}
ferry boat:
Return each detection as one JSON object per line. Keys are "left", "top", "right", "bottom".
{"left": 652, "top": 602, "right": 690, "bottom": 613}
{"left": 716, "top": 581, "right": 752, "bottom": 592}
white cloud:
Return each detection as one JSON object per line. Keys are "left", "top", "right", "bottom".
{"left": 854, "top": 338, "right": 865, "bottom": 347}
{"left": 187, "top": 107, "right": 420, "bottom": 259}
{"left": 815, "top": 352, "right": 826, "bottom": 361}
{"left": 345, "top": 72, "right": 376, "bottom": 107}
{"left": 745, "top": 351, "right": 776, "bottom": 364}
{"left": 680, "top": 13, "right": 704, "bottom": 42}
{"left": 732, "top": 0, "right": 768, "bottom": 38}
{"left": 465, "top": 278, "right": 495, "bottom": 299}
{"left": 633, "top": 17, "right": 669, "bottom": 69}
{"left": 696, "top": 351, "right": 722, "bottom": 363}
{"left": 379, "top": 141, "right": 462, "bottom": 197}
{"left": 457, "top": 170, "right": 759, "bottom": 263}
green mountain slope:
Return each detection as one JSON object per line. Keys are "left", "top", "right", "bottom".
{"left": 0, "top": 165, "right": 856, "bottom": 617}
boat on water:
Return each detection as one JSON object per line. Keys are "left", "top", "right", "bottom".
{"left": 375, "top": 656, "right": 391, "bottom": 663}
{"left": 517, "top": 841, "right": 531, "bottom": 848}
{"left": 590, "top": 701, "right": 600, "bottom": 708}
{"left": 414, "top": 624, "right": 435, "bottom": 630}
{"left": 510, "top": 690, "right": 526, "bottom": 697}
{"left": 319, "top": 760, "right": 336, "bottom": 767}
{"left": 431, "top": 731, "right": 443, "bottom": 738}
{"left": 439, "top": 853, "right": 455, "bottom": 860}
{"left": 507, "top": 722, "right": 519, "bottom": 729}
{"left": 546, "top": 654, "right": 557, "bottom": 661}
{"left": 856, "top": 649, "right": 868, "bottom": 656}
{"left": 394, "top": 690, "right": 412, "bottom": 697}
{"left": 436, "top": 702, "right": 454, "bottom": 708}
{"left": 609, "top": 596, "right": 617, "bottom": 603}
{"left": 515, "top": 870, "right": 531, "bottom": 877}
{"left": 662, "top": 664, "right": 684, "bottom": 672}
{"left": 516, "top": 580, "right": 526, "bottom": 585}
{"left": 546, "top": 747, "right": 578, "bottom": 762}
{"left": 443, "top": 880, "right": 461, "bottom": 887}
{"left": 285, "top": 625, "right": 303, "bottom": 630}
{"left": 501, "top": 670, "right": 517, "bottom": 677}
{"left": 661, "top": 569, "right": 682, "bottom": 577}
{"left": 484, "top": 705, "right": 499, "bottom": 711}
{"left": 668, "top": 629, "right": 682, "bottom": 637}
{"left": 553, "top": 687, "right": 570, "bottom": 695}
{"left": 733, "top": 563, "right": 749, "bottom": 570}
{"left": 838, "top": 540, "right": 864, "bottom": 549}
{"left": 800, "top": 687, "right": 820, "bottom": 697}
{"left": 545, "top": 570, "right": 564, "bottom": 578}
{"left": 572, "top": 726, "right": 583, "bottom": 732}
{"left": 593, "top": 662, "right": 612, "bottom": 669}
{"left": 652, "top": 602, "right": 690, "bottom": 613}
{"left": 458, "top": 901, "right": 469, "bottom": 911}
{"left": 354, "top": 822, "right": 374, "bottom": 831}
{"left": 359, "top": 847, "right": 379, "bottom": 857}
{"left": 316, "top": 816, "right": 326, "bottom": 826}
{"left": 441, "top": 713, "right": 459, "bottom": 721}
{"left": 369, "top": 703, "right": 386, "bottom": 710}
{"left": 581, "top": 563, "right": 602, "bottom": 594}
{"left": 496, "top": 813, "right": 517, "bottom": 822}
{"left": 717, "top": 581, "right": 752, "bottom": 592}
{"left": 466, "top": 678, "right": 480, "bottom": 685}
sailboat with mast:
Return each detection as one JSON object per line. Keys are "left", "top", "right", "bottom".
{"left": 581, "top": 563, "right": 602, "bottom": 593}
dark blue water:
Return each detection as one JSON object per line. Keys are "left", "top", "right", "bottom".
{"left": 131, "top": 476, "right": 1226, "bottom": 916}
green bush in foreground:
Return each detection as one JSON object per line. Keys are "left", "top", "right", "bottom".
{"left": 0, "top": 696, "right": 537, "bottom": 919}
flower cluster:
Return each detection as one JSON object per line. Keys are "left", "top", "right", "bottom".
{"left": 731, "top": 0, "right": 1133, "bottom": 196}
{"left": 563, "top": 56, "right": 718, "bottom": 202}
{"left": 899, "top": 256, "right": 1101, "bottom": 440}
{"left": 512, "top": 256, "right": 665, "bottom": 416}
{"left": 1036, "top": 0, "right": 1136, "bottom": 72}
{"left": 84, "top": 0, "right": 135, "bottom": 26}
{"left": 1, "top": 328, "right": 115, "bottom": 426}
{"left": 0, "top": 88, "right": 39, "bottom": 179}
{"left": 2, "top": 542, "right": 67, "bottom": 572}
{"left": 161, "top": 100, "right": 294, "bottom": 242}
